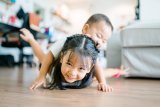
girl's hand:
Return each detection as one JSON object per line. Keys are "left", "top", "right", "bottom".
{"left": 20, "top": 28, "right": 34, "bottom": 43}
{"left": 30, "top": 75, "right": 46, "bottom": 90}
{"left": 97, "top": 83, "right": 113, "bottom": 92}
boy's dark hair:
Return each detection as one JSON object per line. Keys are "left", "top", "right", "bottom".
{"left": 48, "top": 34, "right": 99, "bottom": 90}
{"left": 85, "top": 13, "right": 113, "bottom": 31}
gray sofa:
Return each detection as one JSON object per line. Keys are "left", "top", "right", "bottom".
{"left": 107, "top": 31, "right": 121, "bottom": 68}
{"left": 121, "top": 21, "right": 160, "bottom": 78}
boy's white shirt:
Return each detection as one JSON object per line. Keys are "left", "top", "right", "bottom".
{"left": 49, "top": 37, "right": 67, "bottom": 59}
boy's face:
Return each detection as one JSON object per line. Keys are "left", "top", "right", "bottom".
{"left": 82, "top": 21, "right": 112, "bottom": 49}
{"left": 60, "top": 51, "right": 93, "bottom": 83}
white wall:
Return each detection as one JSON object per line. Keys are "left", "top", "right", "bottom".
{"left": 33, "top": 0, "right": 137, "bottom": 33}
{"left": 90, "top": 0, "right": 137, "bottom": 29}
{"left": 140, "top": 0, "right": 160, "bottom": 21}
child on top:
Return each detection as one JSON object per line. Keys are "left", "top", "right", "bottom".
{"left": 20, "top": 13, "right": 113, "bottom": 92}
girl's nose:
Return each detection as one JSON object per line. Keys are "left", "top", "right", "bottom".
{"left": 69, "top": 69, "right": 77, "bottom": 76}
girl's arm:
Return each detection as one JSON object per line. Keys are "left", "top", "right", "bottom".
{"left": 20, "top": 28, "right": 45, "bottom": 63}
{"left": 94, "top": 61, "right": 112, "bottom": 92}
{"left": 30, "top": 51, "right": 55, "bottom": 89}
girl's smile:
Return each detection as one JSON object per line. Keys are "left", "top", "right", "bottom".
{"left": 60, "top": 51, "right": 92, "bottom": 83}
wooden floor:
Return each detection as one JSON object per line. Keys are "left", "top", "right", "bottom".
{"left": 0, "top": 65, "right": 160, "bottom": 107}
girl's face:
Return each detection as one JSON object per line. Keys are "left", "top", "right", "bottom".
{"left": 82, "top": 21, "right": 112, "bottom": 49}
{"left": 60, "top": 51, "right": 93, "bottom": 83}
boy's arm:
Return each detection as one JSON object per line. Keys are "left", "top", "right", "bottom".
{"left": 30, "top": 51, "right": 55, "bottom": 89}
{"left": 95, "top": 61, "right": 112, "bottom": 92}
{"left": 20, "top": 28, "right": 45, "bottom": 63}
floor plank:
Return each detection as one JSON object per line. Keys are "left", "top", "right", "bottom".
{"left": 0, "top": 65, "right": 160, "bottom": 107}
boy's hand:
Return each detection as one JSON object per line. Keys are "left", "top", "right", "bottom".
{"left": 97, "top": 83, "right": 113, "bottom": 92}
{"left": 20, "top": 28, "right": 34, "bottom": 43}
{"left": 30, "top": 75, "right": 46, "bottom": 90}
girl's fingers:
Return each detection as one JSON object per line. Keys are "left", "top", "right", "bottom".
{"left": 43, "top": 80, "right": 47, "bottom": 88}
{"left": 104, "top": 85, "right": 113, "bottom": 92}
{"left": 98, "top": 84, "right": 103, "bottom": 91}
{"left": 107, "top": 86, "right": 113, "bottom": 92}
{"left": 30, "top": 83, "right": 36, "bottom": 90}
{"left": 97, "top": 84, "right": 113, "bottom": 92}
{"left": 102, "top": 85, "right": 106, "bottom": 92}
{"left": 30, "top": 80, "right": 43, "bottom": 90}
{"left": 97, "top": 84, "right": 101, "bottom": 90}
{"left": 34, "top": 82, "right": 43, "bottom": 89}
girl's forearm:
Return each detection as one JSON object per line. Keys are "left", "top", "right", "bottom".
{"left": 39, "top": 52, "right": 54, "bottom": 76}
{"left": 95, "top": 64, "right": 107, "bottom": 84}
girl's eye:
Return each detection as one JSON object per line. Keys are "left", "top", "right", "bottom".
{"left": 66, "top": 62, "right": 72, "bottom": 66}
{"left": 79, "top": 67, "right": 86, "bottom": 73}
{"left": 80, "top": 67, "right": 85, "bottom": 70}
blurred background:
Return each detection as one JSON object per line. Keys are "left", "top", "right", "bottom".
{"left": 0, "top": 0, "right": 138, "bottom": 34}
{"left": 0, "top": 0, "right": 160, "bottom": 68}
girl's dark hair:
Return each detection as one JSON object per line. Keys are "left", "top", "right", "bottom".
{"left": 48, "top": 34, "right": 99, "bottom": 90}
{"left": 85, "top": 13, "right": 113, "bottom": 31}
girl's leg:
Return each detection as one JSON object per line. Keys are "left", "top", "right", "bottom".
{"left": 20, "top": 28, "right": 46, "bottom": 63}
{"left": 104, "top": 66, "right": 129, "bottom": 78}
{"left": 30, "top": 38, "right": 46, "bottom": 63}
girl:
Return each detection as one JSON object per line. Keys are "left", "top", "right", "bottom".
{"left": 35, "top": 34, "right": 99, "bottom": 90}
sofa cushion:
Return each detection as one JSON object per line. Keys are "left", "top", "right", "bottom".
{"left": 121, "top": 22, "right": 160, "bottom": 47}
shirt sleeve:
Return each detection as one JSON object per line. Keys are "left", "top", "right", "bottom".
{"left": 49, "top": 37, "right": 67, "bottom": 59}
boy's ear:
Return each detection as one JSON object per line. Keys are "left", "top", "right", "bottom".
{"left": 82, "top": 24, "right": 89, "bottom": 34}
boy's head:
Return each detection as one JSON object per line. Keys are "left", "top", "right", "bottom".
{"left": 82, "top": 13, "right": 113, "bottom": 49}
